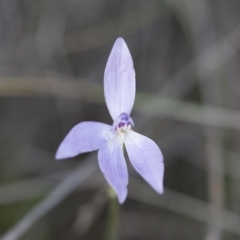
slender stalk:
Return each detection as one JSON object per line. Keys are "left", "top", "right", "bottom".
{"left": 104, "top": 187, "right": 119, "bottom": 240}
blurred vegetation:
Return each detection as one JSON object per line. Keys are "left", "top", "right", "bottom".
{"left": 0, "top": 0, "right": 240, "bottom": 239}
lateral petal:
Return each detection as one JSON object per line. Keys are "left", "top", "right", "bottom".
{"left": 98, "top": 135, "right": 128, "bottom": 203}
{"left": 125, "top": 131, "right": 164, "bottom": 193}
{"left": 104, "top": 37, "right": 136, "bottom": 120}
{"left": 56, "top": 122, "right": 113, "bottom": 160}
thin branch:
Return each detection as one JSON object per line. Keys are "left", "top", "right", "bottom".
{"left": 0, "top": 147, "right": 239, "bottom": 206}
{"left": 171, "top": 0, "right": 225, "bottom": 239}
{"left": 129, "top": 179, "right": 240, "bottom": 236}
{"left": 0, "top": 178, "right": 55, "bottom": 205}
{"left": 0, "top": 170, "right": 103, "bottom": 205}
{"left": 1, "top": 78, "right": 240, "bottom": 131}
{"left": 158, "top": 20, "right": 240, "bottom": 98}
{"left": 64, "top": 1, "right": 170, "bottom": 53}
{"left": 0, "top": 157, "right": 97, "bottom": 240}
{"left": 72, "top": 188, "right": 107, "bottom": 237}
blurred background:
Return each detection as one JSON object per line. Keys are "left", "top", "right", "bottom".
{"left": 0, "top": 0, "right": 240, "bottom": 239}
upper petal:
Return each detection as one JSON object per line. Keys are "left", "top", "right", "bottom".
{"left": 56, "top": 122, "right": 113, "bottom": 160}
{"left": 125, "top": 131, "right": 164, "bottom": 193}
{"left": 98, "top": 135, "right": 128, "bottom": 203}
{"left": 104, "top": 37, "right": 136, "bottom": 120}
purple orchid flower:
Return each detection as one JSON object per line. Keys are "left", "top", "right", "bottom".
{"left": 56, "top": 38, "right": 164, "bottom": 203}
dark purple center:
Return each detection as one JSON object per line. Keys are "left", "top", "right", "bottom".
{"left": 113, "top": 112, "right": 134, "bottom": 131}
{"left": 118, "top": 122, "right": 125, "bottom": 128}
{"left": 120, "top": 113, "right": 129, "bottom": 121}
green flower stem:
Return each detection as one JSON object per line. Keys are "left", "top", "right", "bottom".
{"left": 104, "top": 186, "right": 119, "bottom": 240}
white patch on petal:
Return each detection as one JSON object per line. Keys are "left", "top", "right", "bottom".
{"left": 100, "top": 128, "right": 115, "bottom": 142}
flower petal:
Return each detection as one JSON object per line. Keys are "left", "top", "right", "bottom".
{"left": 125, "top": 131, "right": 164, "bottom": 193}
{"left": 104, "top": 37, "right": 136, "bottom": 120}
{"left": 56, "top": 122, "right": 113, "bottom": 160}
{"left": 98, "top": 135, "right": 128, "bottom": 203}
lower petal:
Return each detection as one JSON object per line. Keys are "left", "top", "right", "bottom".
{"left": 125, "top": 131, "right": 164, "bottom": 193}
{"left": 56, "top": 121, "right": 113, "bottom": 159}
{"left": 98, "top": 135, "right": 128, "bottom": 203}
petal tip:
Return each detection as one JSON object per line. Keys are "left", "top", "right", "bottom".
{"left": 55, "top": 147, "right": 70, "bottom": 160}
{"left": 55, "top": 141, "right": 79, "bottom": 160}
{"left": 153, "top": 177, "right": 164, "bottom": 194}
{"left": 112, "top": 37, "right": 129, "bottom": 54}
{"left": 156, "top": 186, "right": 164, "bottom": 194}
{"left": 115, "top": 37, "right": 125, "bottom": 44}
{"left": 117, "top": 188, "right": 128, "bottom": 204}
{"left": 55, "top": 153, "right": 63, "bottom": 161}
